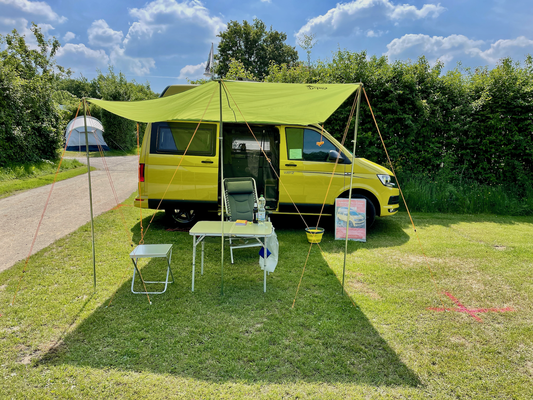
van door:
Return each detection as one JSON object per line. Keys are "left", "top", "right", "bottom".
{"left": 222, "top": 124, "right": 280, "bottom": 210}
{"left": 280, "top": 127, "right": 346, "bottom": 214}
{"left": 145, "top": 121, "right": 219, "bottom": 209}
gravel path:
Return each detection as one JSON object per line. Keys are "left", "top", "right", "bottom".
{"left": 0, "top": 156, "right": 138, "bottom": 272}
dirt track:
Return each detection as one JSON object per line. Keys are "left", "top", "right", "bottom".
{"left": 0, "top": 156, "right": 138, "bottom": 272}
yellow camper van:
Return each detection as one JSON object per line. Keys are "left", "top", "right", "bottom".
{"left": 134, "top": 84, "right": 400, "bottom": 227}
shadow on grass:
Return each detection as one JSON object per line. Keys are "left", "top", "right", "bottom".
{"left": 269, "top": 213, "right": 411, "bottom": 252}
{"left": 38, "top": 213, "right": 420, "bottom": 387}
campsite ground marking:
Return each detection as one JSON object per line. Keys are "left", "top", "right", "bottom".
{"left": 427, "top": 292, "right": 515, "bottom": 322}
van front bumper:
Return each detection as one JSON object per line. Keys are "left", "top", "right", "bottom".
{"left": 381, "top": 204, "right": 399, "bottom": 216}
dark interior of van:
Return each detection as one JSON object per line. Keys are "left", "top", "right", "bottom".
{"left": 222, "top": 124, "right": 280, "bottom": 209}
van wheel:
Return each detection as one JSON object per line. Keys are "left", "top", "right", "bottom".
{"left": 165, "top": 208, "right": 199, "bottom": 228}
{"left": 338, "top": 194, "right": 376, "bottom": 228}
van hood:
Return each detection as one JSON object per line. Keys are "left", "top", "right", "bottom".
{"left": 353, "top": 158, "right": 394, "bottom": 175}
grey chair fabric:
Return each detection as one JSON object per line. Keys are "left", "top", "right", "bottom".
{"left": 224, "top": 178, "right": 257, "bottom": 221}
{"left": 223, "top": 177, "right": 262, "bottom": 264}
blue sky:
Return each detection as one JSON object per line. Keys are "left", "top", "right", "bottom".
{"left": 1, "top": 0, "right": 533, "bottom": 94}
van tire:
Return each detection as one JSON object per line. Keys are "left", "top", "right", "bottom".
{"left": 165, "top": 208, "right": 199, "bottom": 228}
{"left": 338, "top": 194, "right": 376, "bottom": 228}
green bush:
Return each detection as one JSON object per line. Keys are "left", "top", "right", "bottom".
{"left": 267, "top": 51, "right": 533, "bottom": 195}
{"left": 0, "top": 24, "right": 66, "bottom": 167}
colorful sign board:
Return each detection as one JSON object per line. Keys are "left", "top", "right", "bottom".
{"left": 335, "top": 198, "right": 366, "bottom": 242}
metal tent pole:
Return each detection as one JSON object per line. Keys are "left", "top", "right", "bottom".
{"left": 219, "top": 80, "right": 225, "bottom": 296}
{"left": 342, "top": 85, "right": 362, "bottom": 293}
{"left": 82, "top": 99, "right": 97, "bottom": 292}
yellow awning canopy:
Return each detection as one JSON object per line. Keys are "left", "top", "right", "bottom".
{"left": 88, "top": 80, "right": 359, "bottom": 125}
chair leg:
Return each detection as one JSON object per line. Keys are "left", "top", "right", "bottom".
{"left": 229, "top": 237, "right": 234, "bottom": 264}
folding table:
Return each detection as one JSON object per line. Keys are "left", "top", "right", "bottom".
{"left": 189, "top": 221, "right": 273, "bottom": 292}
{"left": 129, "top": 244, "right": 174, "bottom": 294}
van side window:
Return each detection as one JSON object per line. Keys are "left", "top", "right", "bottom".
{"left": 286, "top": 128, "right": 304, "bottom": 160}
{"left": 158, "top": 127, "right": 177, "bottom": 151}
{"left": 155, "top": 122, "right": 216, "bottom": 156}
{"left": 286, "top": 128, "right": 339, "bottom": 162}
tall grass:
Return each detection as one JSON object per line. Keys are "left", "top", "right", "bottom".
{"left": 0, "top": 159, "right": 84, "bottom": 181}
{"left": 64, "top": 147, "right": 140, "bottom": 157}
{"left": 398, "top": 173, "right": 533, "bottom": 216}
{"left": 0, "top": 159, "right": 89, "bottom": 198}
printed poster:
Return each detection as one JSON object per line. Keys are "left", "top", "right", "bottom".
{"left": 335, "top": 198, "right": 366, "bottom": 242}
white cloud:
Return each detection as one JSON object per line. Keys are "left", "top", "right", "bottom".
{"left": 63, "top": 31, "right": 75, "bottom": 42}
{"left": 52, "top": 1, "right": 225, "bottom": 80}
{"left": 0, "top": 0, "right": 66, "bottom": 23}
{"left": 79, "top": 18, "right": 155, "bottom": 76}
{"left": 296, "top": 0, "right": 445, "bottom": 39}
{"left": 390, "top": 3, "right": 444, "bottom": 20}
{"left": 385, "top": 34, "right": 483, "bottom": 57}
{"left": 260, "top": 0, "right": 272, "bottom": 3}
{"left": 123, "top": 0, "right": 225, "bottom": 58}
{"left": 88, "top": 19, "right": 124, "bottom": 48}
{"left": 54, "top": 40, "right": 155, "bottom": 78}
{"left": 110, "top": 47, "right": 156, "bottom": 76}
{"left": 0, "top": 16, "right": 22, "bottom": 31}
{"left": 384, "top": 34, "right": 533, "bottom": 66}
{"left": 475, "top": 36, "right": 533, "bottom": 64}
{"left": 366, "top": 29, "right": 386, "bottom": 38}
{"left": 55, "top": 43, "right": 110, "bottom": 71}
{"left": 178, "top": 62, "right": 206, "bottom": 80}
{"left": 0, "top": 17, "right": 54, "bottom": 46}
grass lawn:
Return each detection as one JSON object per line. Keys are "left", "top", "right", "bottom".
{"left": 0, "top": 198, "right": 531, "bottom": 399}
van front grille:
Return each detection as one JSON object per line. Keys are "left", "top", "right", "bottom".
{"left": 388, "top": 196, "right": 400, "bottom": 205}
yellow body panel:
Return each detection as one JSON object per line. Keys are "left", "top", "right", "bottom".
{"left": 278, "top": 126, "right": 345, "bottom": 207}
{"left": 134, "top": 118, "right": 399, "bottom": 219}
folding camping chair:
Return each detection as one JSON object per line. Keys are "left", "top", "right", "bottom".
{"left": 223, "top": 177, "right": 265, "bottom": 263}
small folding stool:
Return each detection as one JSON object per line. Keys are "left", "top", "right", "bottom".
{"left": 129, "top": 244, "right": 174, "bottom": 294}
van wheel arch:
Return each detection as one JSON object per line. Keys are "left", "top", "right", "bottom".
{"left": 338, "top": 189, "right": 379, "bottom": 227}
{"left": 165, "top": 208, "right": 200, "bottom": 228}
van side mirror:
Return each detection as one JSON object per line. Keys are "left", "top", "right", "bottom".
{"left": 328, "top": 150, "right": 344, "bottom": 163}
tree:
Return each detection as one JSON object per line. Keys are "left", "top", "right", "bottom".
{"left": 216, "top": 19, "right": 298, "bottom": 80}
{"left": 91, "top": 67, "right": 157, "bottom": 151}
{"left": 224, "top": 58, "right": 257, "bottom": 81}
{"left": 297, "top": 33, "right": 317, "bottom": 68}
{"left": 0, "top": 24, "right": 67, "bottom": 166}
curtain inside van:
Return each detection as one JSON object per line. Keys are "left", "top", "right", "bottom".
{"left": 88, "top": 81, "right": 360, "bottom": 126}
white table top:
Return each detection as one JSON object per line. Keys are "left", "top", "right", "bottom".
{"left": 129, "top": 243, "right": 173, "bottom": 258}
{"left": 189, "top": 221, "right": 273, "bottom": 237}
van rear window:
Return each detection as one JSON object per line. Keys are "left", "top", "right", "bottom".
{"left": 153, "top": 122, "right": 216, "bottom": 156}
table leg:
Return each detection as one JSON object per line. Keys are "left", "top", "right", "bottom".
{"left": 201, "top": 239, "right": 205, "bottom": 275}
{"left": 167, "top": 250, "right": 175, "bottom": 283}
{"left": 192, "top": 234, "right": 197, "bottom": 292}
{"left": 131, "top": 258, "right": 138, "bottom": 293}
{"left": 263, "top": 236, "right": 267, "bottom": 293}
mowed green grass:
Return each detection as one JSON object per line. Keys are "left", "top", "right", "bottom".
{"left": 0, "top": 198, "right": 531, "bottom": 399}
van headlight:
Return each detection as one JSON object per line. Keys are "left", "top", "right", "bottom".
{"left": 377, "top": 174, "right": 395, "bottom": 187}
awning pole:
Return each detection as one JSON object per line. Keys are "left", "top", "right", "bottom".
{"left": 342, "top": 85, "right": 362, "bottom": 293}
{"left": 82, "top": 99, "right": 97, "bottom": 292}
{"left": 219, "top": 80, "right": 225, "bottom": 296}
